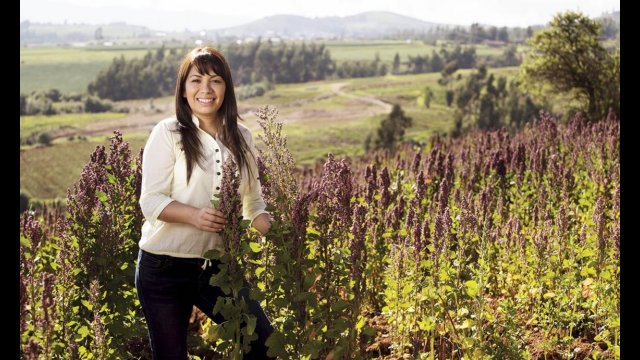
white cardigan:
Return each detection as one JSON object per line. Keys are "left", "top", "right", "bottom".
{"left": 138, "top": 115, "right": 267, "bottom": 258}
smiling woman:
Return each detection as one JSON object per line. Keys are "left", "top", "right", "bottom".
{"left": 135, "top": 46, "right": 275, "bottom": 359}
{"left": 182, "top": 60, "right": 226, "bottom": 137}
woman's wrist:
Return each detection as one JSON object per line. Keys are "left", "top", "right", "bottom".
{"left": 251, "top": 213, "right": 272, "bottom": 235}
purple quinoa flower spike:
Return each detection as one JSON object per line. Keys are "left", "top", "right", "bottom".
{"left": 218, "top": 157, "right": 242, "bottom": 263}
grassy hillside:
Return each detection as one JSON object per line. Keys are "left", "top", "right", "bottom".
{"left": 20, "top": 67, "right": 520, "bottom": 201}
{"left": 20, "top": 112, "right": 129, "bottom": 143}
{"left": 20, "top": 134, "right": 148, "bottom": 201}
{"left": 20, "top": 47, "right": 161, "bottom": 94}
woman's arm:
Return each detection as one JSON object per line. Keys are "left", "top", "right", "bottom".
{"left": 238, "top": 126, "right": 272, "bottom": 235}
{"left": 158, "top": 201, "right": 227, "bottom": 233}
{"left": 251, "top": 212, "right": 272, "bottom": 235}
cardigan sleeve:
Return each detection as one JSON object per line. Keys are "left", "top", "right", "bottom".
{"left": 139, "top": 120, "right": 177, "bottom": 226}
{"left": 238, "top": 126, "right": 269, "bottom": 223}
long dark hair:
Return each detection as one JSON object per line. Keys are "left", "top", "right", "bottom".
{"left": 174, "top": 47, "right": 252, "bottom": 183}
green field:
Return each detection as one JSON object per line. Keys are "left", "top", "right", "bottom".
{"left": 20, "top": 112, "right": 129, "bottom": 143}
{"left": 20, "top": 66, "right": 521, "bottom": 201}
{"left": 20, "top": 135, "right": 147, "bottom": 201}
{"left": 324, "top": 39, "right": 510, "bottom": 62}
{"left": 20, "top": 47, "right": 158, "bottom": 94}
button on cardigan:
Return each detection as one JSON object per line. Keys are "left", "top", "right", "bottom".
{"left": 138, "top": 115, "right": 268, "bottom": 258}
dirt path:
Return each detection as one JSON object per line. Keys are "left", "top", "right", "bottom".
{"left": 329, "top": 82, "right": 393, "bottom": 113}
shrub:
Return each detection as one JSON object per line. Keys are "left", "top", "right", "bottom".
{"left": 20, "top": 189, "right": 30, "bottom": 213}
{"left": 83, "top": 95, "right": 114, "bottom": 113}
{"left": 37, "top": 132, "right": 53, "bottom": 146}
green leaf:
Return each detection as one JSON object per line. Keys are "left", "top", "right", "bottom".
{"left": 249, "top": 242, "right": 262, "bottom": 253}
{"left": 330, "top": 299, "right": 350, "bottom": 313}
{"left": 211, "top": 194, "right": 221, "bottom": 209}
{"left": 245, "top": 315, "right": 257, "bottom": 336}
{"left": 265, "top": 331, "right": 288, "bottom": 358}
{"left": 81, "top": 299, "right": 94, "bottom": 311}
{"left": 76, "top": 326, "right": 90, "bottom": 341}
{"left": 580, "top": 248, "right": 595, "bottom": 259}
{"left": 212, "top": 296, "right": 224, "bottom": 315}
{"left": 402, "top": 283, "right": 413, "bottom": 296}
{"left": 96, "top": 191, "right": 108, "bottom": 204}
{"left": 203, "top": 249, "right": 222, "bottom": 260}
{"left": 580, "top": 266, "right": 596, "bottom": 277}
{"left": 465, "top": 280, "right": 479, "bottom": 297}
{"left": 301, "top": 339, "right": 322, "bottom": 358}
{"left": 20, "top": 236, "right": 30, "bottom": 248}
{"left": 106, "top": 173, "right": 117, "bottom": 185}
{"left": 418, "top": 317, "right": 435, "bottom": 331}
{"left": 207, "top": 323, "right": 222, "bottom": 341}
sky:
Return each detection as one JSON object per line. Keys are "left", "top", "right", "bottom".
{"left": 20, "top": 0, "right": 620, "bottom": 32}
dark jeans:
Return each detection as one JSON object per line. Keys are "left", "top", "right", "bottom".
{"left": 135, "top": 249, "right": 275, "bottom": 360}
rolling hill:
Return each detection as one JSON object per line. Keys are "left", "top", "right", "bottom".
{"left": 214, "top": 11, "right": 448, "bottom": 39}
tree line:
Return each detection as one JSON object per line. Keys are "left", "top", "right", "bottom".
{"left": 387, "top": 14, "right": 618, "bottom": 45}
{"left": 87, "top": 41, "right": 336, "bottom": 101}
{"left": 86, "top": 41, "right": 520, "bottom": 101}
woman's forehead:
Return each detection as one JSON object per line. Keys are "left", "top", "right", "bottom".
{"left": 188, "top": 64, "right": 219, "bottom": 77}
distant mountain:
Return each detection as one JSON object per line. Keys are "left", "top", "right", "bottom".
{"left": 213, "top": 11, "right": 448, "bottom": 39}
{"left": 20, "top": 20, "right": 160, "bottom": 45}
{"left": 19, "top": 11, "right": 451, "bottom": 45}
{"left": 20, "top": 10, "right": 619, "bottom": 46}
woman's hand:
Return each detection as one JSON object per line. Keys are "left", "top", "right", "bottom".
{"left": 191, "top": 207, "right": 227, "bottom": 232}
{"left": 251, "top": 213, "right": 272, "bottom": 236}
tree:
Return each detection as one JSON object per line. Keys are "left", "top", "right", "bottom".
{"left": 498, "top": 26, "right": 509, "bottom": 42}
{"left": 450, "top": 65, "right": 541, "bottom": 136}
{"left": 521, "top": 11, "right": 620, "bottom": 121}
{"left": 392, "top": 52, "right": 401, "bottom": 74}
{"left": 20, "top": 94, "right": 27, "bottom": 115}
{"left": 371, "top": 104, "right": 413, "bottom": 152}
{"left": 445, "top": 90, "right": 455, "bottom": 107}
{"left": 423, "top": 86, "right": 434, "bottom": 108}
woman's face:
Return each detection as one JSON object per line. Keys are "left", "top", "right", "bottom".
{"left": 183, "top": 65, "right": 226, "bottom": 122}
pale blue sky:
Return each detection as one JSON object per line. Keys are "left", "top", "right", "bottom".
{"left": 20, "top": 0, "right": 620, "bottom": 31}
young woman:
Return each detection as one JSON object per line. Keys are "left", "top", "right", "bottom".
{"left": 135, "top": 46, "right": 274, "bottom": 359}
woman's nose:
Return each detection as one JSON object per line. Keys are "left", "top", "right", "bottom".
{"left": 201, "top": 82, "right": 213, "bottom": 92}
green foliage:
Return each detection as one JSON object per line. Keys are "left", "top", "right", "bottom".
{"left": 20, "top": 189, "right": 31, "bottom": 213}
{"left": 521, "top": 11, "right": 620, "bottom": 121}
{"left": 83, "top": 94, "right": 114, "bottom": 113}
{"left": 20, "top": 108, "right": 619, "bottom": 359}
{"left": 445, "top": 90, "right": 455, "bottom": 107}
{"left": 87, "top": 41, "right": 337, "bottom": 101}
{"left": 37, "top": 131, "right": 53, "bottom": 146}
{"left": 450, "top": 65, "right": 543, "bottom": 136}
{"left": 22, "top": 91, "right": 57, "bottom": 116}
{"left": 423, "top": 86, "right": 434, "bottom": 109}
{"left": 236, "top": 81, "right": 273, "bottom": 100}
{"left": 370, "top": 104, "right": 413, "bottom": 152}
{"left": 20, "top": 132, "right": 149, "bottom": 358}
